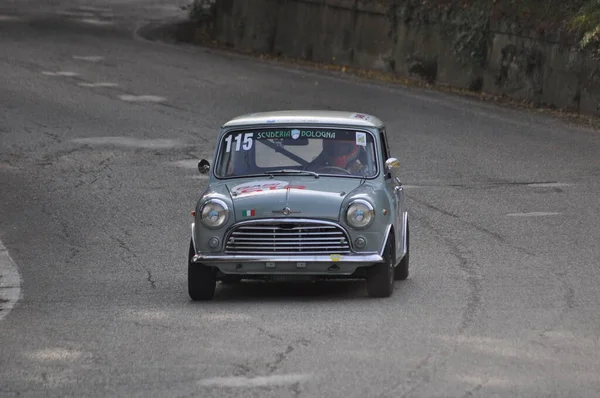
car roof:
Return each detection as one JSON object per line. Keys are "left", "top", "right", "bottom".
{"left": 221, "top": 110, "right": 385, "bottom": 129}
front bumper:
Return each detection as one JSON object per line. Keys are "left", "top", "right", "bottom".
{"left": 191, "top": 253, "right": 384, "bottom": 275}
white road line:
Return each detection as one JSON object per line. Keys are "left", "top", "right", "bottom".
{"left": 118, "top": 95, "right": 167, "bottom": 103}
{"left": 198, "top": 374, "right": 312, "bottom": 388}
{"left": 0, "top": 239, "right": 23, "bottom": 322}
{"left": 78, "top": 82, "right": 118, "bottom": 88}
{"left": 506, "top": 212, "right": 562, "bottom": 217}
{"left": 78, "top": 18, "right": 114, "bottom": 26}
{"left": 73, "top": 55, "right": 105, "bottom": 62}
{"left": 42, "top": 71, "right": 79, "bottom": 77}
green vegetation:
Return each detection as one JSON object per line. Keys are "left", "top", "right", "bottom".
{"left": 194, "top": 0, "right": 600, "bottom": 59}
{"left": 569, "top": 0, "right": 600, "bottom": 57}
{"left": 376, "top": 0, "right": 600, "bottom": 59}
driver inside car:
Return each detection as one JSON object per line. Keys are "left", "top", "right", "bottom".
{"left": 308, "top": 139, "right": 367, "bottom": 175}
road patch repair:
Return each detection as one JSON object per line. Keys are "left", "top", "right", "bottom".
{"left": 78, "top": 18, "right": 114, "bottom": 26}
{"left": 42, "top": 71, "right": 79, "bottom": 77}
{"left": 170, "top": 159, "right": 205, "bottom": 169}
{"left": 72, "top": 6, "right": 112, "bottom": 12}
{"left": 526, "top": 182, "right": 572, "bottom": 188}
{"left": 57, "top": 10, "right": 95, "bottom": 17}
{"left": 0, "top": 15, "right": 22, "bottom": 21}
{"left": 0, "top": 239, "right": 22, "bottom": 322}
{"left": 73, "top": 55, "right": 105, "bottom": 62}
{"left": 118, "top": 94, "right": 166, "bottom": 102}
{"left": 507, "top": 212, "right": 562, "bottom": 217}
{"left": 72, "top": 136, "right": 180, "bottom": 149}
{"left": 197, "top": 373, "right": 312, "bottom": 388}
{"left": 78, "top": 82, "right": 119, "bottom": 87}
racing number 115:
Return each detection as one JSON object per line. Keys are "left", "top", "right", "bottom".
{"left": 225, "top": 133, "right": 254, "bottom": 152}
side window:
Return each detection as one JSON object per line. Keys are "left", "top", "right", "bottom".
{"left": 379, "top": 128, "right": 390, "bottom": 160}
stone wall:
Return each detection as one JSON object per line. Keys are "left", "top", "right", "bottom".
{"left": 209, "top": 0, "right": 600, "bottom": 117}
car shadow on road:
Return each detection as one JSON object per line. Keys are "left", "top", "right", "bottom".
{"left": 190, "top": 279, "right": 415, "bottom": 303}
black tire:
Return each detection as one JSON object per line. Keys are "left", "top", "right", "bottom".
{"left": 395, "top": 220, "right": 409, "bottom": 281}
{"left": 366, "top": 235, "right": 395, "bottom": 298}
{"left": 188, "top": 240, "right": 216, "bottom": 301}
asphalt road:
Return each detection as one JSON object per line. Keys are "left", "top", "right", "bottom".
{"left": 1, "top": 2, "right": 600, "bottom": 397}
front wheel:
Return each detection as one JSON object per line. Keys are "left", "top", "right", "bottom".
{"left": 366, "top": 236, "right": 395, "bottom": 298}
{"left": 188, "top": 240, "right": 216, "bottom": 301}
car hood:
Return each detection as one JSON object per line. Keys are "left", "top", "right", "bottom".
{"left": 221, "top": 177, "right": 374, "bottom": 222}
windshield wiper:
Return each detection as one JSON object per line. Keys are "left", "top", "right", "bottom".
{"left": 265, "top": 169, "right": 320, "bottom": 179}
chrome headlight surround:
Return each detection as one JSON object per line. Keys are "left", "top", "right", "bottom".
{"left": 345, "top": 199, "right": 375, "bottom": 229}
{"left": 200, "top": 198, "right": 229, "bottom": 229}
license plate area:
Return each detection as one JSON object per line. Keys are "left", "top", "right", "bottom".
{"left": 265, "top": 262, "right": 307, "bottom": 269}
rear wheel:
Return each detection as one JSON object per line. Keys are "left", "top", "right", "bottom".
{"left": 188, "top": 240, "right": 216, "bottom": 301}
{"left": 366, "top": 236, "right": 395, "bottom": 298}
{"left": 395, "top": 221, "right": 410, "bottom": 281}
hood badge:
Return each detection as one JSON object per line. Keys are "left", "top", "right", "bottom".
{"left": 273, "top": 206, "right": 301, "bottom": 215}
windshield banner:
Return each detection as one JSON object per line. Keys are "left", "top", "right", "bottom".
{"left": 255, "top": 129, "right": 339, "bottom": 140}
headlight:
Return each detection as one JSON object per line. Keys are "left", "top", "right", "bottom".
{"left": 200, "top": 199, "right": 229, "bottom": 228}
{"left": 346, "top": 199, "right": 374, "bottom": 229}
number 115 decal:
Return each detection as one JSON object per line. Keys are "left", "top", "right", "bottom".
{"left": 224, "top": 133, "right": 254, "bottom": 152}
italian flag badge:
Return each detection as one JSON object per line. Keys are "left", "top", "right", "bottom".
{"left": 242, "top": 209, "right": 256, "bottom": 217}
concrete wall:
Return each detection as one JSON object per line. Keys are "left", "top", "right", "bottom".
{"left": 210, "top": 0, "right": 600, "bottom": 117}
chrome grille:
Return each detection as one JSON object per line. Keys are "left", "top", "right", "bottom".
{"left": 225, "top": 221, "right": 351, "bottom": 255}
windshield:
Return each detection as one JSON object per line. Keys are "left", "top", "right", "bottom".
{"left": 214, "top": 127, "right": 378, "bottom": 178}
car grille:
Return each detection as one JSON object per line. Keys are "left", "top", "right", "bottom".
{"left": 224, "top": 221, "right": 351, "bottom": 255}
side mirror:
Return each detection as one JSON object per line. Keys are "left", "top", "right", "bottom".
{"left": 385, "top": 157, "right": 400, "bottom": 172}
{"left": 198, "top": 159, "right": 210, "bottom": 174}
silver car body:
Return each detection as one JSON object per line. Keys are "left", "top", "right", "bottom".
{"left": 190, "top": 110, "right": 408, "bottom": 279}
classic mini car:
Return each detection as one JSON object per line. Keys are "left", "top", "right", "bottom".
{"left": 188, "top": 110, "right": 410, "bottom": 300}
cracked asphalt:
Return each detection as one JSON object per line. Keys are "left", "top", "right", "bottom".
{"left": 1, "top": 1, "right": 600, "bottom": 397}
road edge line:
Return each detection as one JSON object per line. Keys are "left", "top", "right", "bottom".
{"left": 0, "top": 238, "right": 23, "bottom": 322}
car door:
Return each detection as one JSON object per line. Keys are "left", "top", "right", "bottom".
{"left": 379, "top": 128, "right": 404, "bottom": 260}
